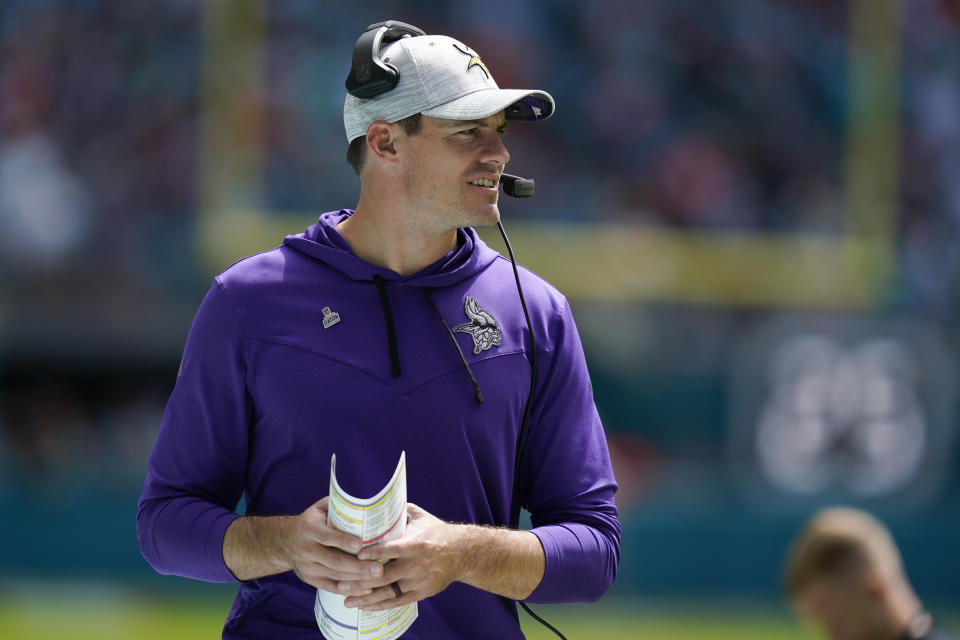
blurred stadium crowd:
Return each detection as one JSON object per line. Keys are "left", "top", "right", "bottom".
{"left": 1, "top": 0, "right": 959, "bottom": 601}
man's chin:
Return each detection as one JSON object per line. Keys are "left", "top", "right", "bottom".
{"left": 473, "top": 206, "right": 501, "bottom": 228}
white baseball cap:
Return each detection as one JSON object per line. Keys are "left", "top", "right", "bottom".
{"left": 343, "top": 34, "right": 555, "bottom": 142}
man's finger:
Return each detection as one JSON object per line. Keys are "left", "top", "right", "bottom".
{"left": 344, "top": 583, "right": 419, "bottom": 610}
{"left": 331, "top": 558, "right": 410, "bottom": 591}
{"left": 309, "top": 525, "right": 365, "bottom": 554}
{"left": 405, "top": 502, "right": 427, "bottom": 517}
{"left": 313, "top": 534, "right": 363, "bottom": 555}
{"left": 357, "top": 540, "right": 409, "bottom": 562}
{"left": 305, "top": 496, "right": 367, "bottom": 551}
{"left": 309, "top": 544, "right": 384, "bottom": 578}
{"left": 301, "top": 574, "right": 374, "bottom": 595}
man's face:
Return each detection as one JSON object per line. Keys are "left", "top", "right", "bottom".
{"left": 397, "top": 112, "right": 510, "bottom": 232}
{"left": 794, "top": 575, "right": 896, "bottom": 640}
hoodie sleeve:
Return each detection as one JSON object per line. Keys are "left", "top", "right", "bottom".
{"left": 136, "top": 279, "right": 248, "bottom": 583}
{"left": 522, "top": 299, "right": 621, "bottom": 603}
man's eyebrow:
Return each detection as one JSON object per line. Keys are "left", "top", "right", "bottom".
{"left": 438, "top": 119, "right": 508, "bottom": 129}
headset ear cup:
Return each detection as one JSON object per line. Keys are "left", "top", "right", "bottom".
{"left": 346, "top": 27, "right": 396, "bottom": 98}
{"left": 345, "top": 21, "right": 425, "bottom": 99}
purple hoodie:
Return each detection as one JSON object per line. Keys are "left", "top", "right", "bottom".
{"left": 138, "top": 211, "right": 620, "bottom": 639}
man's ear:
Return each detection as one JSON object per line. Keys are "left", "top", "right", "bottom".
{"left": 864, "top": 568, "right": 888, "bottom": 602}
{"left": 366, "top": 121, "right": 400, "bottom": 166}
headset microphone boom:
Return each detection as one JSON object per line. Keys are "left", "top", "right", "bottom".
{"left": 500, "top": 173, "right": 535, "bottom": 198}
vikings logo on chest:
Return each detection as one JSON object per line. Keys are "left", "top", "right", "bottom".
{"left": 452, "top": 297, "right": 501, "bottom": 354}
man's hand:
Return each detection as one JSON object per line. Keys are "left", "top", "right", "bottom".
{"left": 222, "top": 497, "right": 385, "bottom": 596}
{"left": 340, "top": 503, "right": 545, "bottom": 611}
{"left": 342, "top": 503, "right": 462, "bottom": 610}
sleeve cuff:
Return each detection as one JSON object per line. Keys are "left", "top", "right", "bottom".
{"left": 526, "top": 523, "right": 614, "bottom": 603}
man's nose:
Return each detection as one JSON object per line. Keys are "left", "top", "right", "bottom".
{"left": 480, "top": 131, "right": 510, "bottom": 167}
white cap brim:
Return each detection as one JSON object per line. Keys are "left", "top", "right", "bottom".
{"left": 422, "top": 88, "right": 555, "bottom": 122}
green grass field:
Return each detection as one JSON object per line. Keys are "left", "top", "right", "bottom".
{"left": 0, "top": 587, "right": 812, "bottom": 640}
{"left": 0, "top": 584, "right": 956, "bottom": 639}
{"left": 0, "top": 601, "right": 812, "bottom": 639}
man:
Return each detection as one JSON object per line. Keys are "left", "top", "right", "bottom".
{"left": 784, "top": 507, "right": 955, "bottom": 640}
{"left": 137, "top": 22, "right": 621, "bottom": 639}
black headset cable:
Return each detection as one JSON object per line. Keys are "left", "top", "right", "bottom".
{"left": 497, "top": 219, "right": 568, "bottom": 640}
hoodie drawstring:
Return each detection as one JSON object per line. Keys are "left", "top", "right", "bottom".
{"left": 371, "top": 276, "right": 483, "bottom": 405}
{"left": 426, "top": 292, "right": 484, "bottom": 405}
{"left": 372, "top": 274, "right": 401, "bottom": 378}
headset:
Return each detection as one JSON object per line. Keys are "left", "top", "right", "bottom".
{"left": 347, "top": 22, "right": 565, "bottom": 640}
{"left": 345, "top": 21, "right": 425, "bottom": 99}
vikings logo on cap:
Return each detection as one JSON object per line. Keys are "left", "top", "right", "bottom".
{"left": 452, "top": 43, "right": 490, "bottom": 79}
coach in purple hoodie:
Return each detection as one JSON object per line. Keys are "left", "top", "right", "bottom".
{"left": 138, "top": 22, "right": 620, "bottom": 639}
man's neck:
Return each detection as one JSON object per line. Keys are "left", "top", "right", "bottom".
{"left": 337, "top": 198, "right": 458, "bottom": 277}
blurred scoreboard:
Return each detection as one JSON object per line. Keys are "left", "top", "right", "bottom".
{"left": 729, "top": 316, "right": 955, "bottom": 513}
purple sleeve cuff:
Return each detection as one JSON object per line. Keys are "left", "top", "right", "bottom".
{"left": 137, "top": 496, "right": 241, "bottom": 583}
{"left": 526, "top": 522, "right": 619, "bottom": 603}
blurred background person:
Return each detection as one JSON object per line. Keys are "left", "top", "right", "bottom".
{"left": 784, "top": 507, "right": 956, "bottom": 640}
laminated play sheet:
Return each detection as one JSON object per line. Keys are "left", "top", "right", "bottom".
{"left": 315, "top": 451, "right": 416, "bottom": 640}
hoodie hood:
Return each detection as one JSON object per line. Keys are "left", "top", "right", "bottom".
{"left": 282, "top": 210, "right": 499, "bottom": 286}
